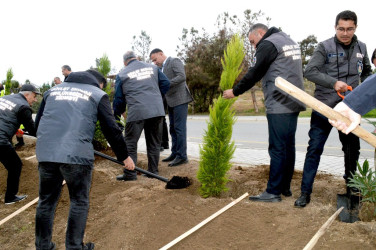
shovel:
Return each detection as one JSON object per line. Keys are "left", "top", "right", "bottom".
{"left": 94, "top": 150, "right": 191, "bottom": 189}
{"left": 275, "top": 76, "right": 376, "bottom": 223}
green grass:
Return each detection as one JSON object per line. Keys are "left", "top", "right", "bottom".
{"left": 363, "top": 109, "right": 376, "bottom": 118}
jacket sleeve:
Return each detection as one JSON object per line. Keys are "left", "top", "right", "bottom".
{"left": 233, "top": 40, "right": 278, "bottom": 96}
{"left": 304, "top": 43, "right": 337, "bottom": 89}
{"left": 34, "top": 97, "right": 46, "bottom": 132}
{"left": 17, "top": 106, "right": 36, "bottom": 136}
{"left": 168, "top": 58, "right": 186, "bottom": 88}
{"left": 112, "top": 75, "right": 126, "bottom": 121}
{"left": 343, "top": 74, "right": 376, "bottom": 115}
{"left": 98, "top": 94, "right": 129, "bottom": 161}
{"left": 360, "top": 47, "right": 372, "bottom": 82}
{"left": 158, "top": 69, "right": 170, "bottom": 95}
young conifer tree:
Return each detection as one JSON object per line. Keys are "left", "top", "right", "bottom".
{"left": 197, "top": 34, "right": 245, "bottom": 197}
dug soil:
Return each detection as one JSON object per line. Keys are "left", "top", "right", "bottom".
{"left": 1, "top": 137, "right": 375, "bottom": 250}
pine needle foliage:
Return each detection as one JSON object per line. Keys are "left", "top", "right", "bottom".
{"left": 5, "top": 68, "right": 13, "bottom": 95}
{"left": 197, "top": 34, "right": 244, "bottom": 198}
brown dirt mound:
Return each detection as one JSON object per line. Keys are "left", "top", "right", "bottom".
{"left": 1, "top": 136, "right": 375, "bottom": 249}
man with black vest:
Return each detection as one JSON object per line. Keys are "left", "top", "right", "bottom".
{"left": 294, "top": 10, "right": 372, "bottom": 208}
{"left": 113, "top": 51, "right": 170, "bottom": 181}
{"left": 0, "top": 84, "right": 39, "bottom": 204}
{"left": 223, "top": 23, "right": 306, "bottom": 202}
{"left": 34, "top": 71, "right": 135, "bottom": 250}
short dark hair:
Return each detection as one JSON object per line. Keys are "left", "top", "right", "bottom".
{"left": 335, "top": 10, "right": 357, "bottom": 26}
{"left": 372, "top": 49, "right": 376, "bottom": 62}
{"left": 149, "top": 48, "right": 163, "bottom": 57}
{"left": 62, "top": 65, "right": 71, "bottom": 71}
{"left": 86, "top": 69, "right": 107, "bottom": 89}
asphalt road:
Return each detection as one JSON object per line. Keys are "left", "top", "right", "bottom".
{"left": 186, "top": 116, "right": 375, "bottom": 160}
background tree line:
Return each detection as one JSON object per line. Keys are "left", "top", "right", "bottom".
{"left": 2, "top": 9, "right": 319, "bottom": 114}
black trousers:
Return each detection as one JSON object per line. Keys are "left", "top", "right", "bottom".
{"left": 123, "top": 116, "right": 163, "bottom": 177}
{"left": 0, "top": 144, "right": 23, "bottom": 200}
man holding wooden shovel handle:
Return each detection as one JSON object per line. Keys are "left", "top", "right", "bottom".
{"left": 329, "top": 73, "right": 376, "bottom": 134}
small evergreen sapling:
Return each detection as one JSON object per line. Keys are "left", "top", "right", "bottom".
{"left": 197, "top": 34, "right": 245, "bottom": 197}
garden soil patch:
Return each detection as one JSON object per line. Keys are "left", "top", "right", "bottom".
{"left": 0, "top": 136, "right": 375, "bottom": 249}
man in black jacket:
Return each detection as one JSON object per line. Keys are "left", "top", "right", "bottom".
{"left": 224, "top": 23, "right": 306, "bottom": 202}
{"left": 34, "top": 71, "right": 135, "bottom": 250}
{"left": 0, "top": 84, "right": 39, "bottom": 204}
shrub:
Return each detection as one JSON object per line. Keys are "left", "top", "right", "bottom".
{"left": 348, "top": 159, "right": 376, "bottom": 215}
{"left": 197, "top": 34, "right": 244, "bottom": 197}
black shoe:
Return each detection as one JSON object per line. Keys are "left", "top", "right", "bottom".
{"left": 14, "top": 142, "right": 25, "bottom": 149}
{"left": 162, "top": 145, "right": 169, "bottom": 150}
{"left": 294, "top": 193, "right": 310, "bottom": 208}
{"left": 160, "top": 147, "right": 164, "bottom": 152}
{"left": 116, "top": 175, "right": 137, "bottom": 181}
{"left": 282, "top": 189, "right": 292, "bottom": 197}
{"left": 5, "top": 195, "right": 28, "bottom": 205}
{"left": 82, "top": 242, "right": 95, "bottom": 250}
{"left": 162, "top": 154, "right": 176, "bottom": 162}
{"left": 249, "top": 191, "right": 281, "bottom": 202}
{"left": 168, "top": 157, "right": 188, "bottom": 167}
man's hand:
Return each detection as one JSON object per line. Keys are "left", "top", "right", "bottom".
{"left": 334, "top": 81, "right": 349, "bottom": 92}
{"left": 328, "top": 102, "right": 361, "bottom": 134}
{"left": 223, "top": 89, "right": 235, "bottom": 99}
{"left": 123, "top": 156, "right": 135, "bottom": 170}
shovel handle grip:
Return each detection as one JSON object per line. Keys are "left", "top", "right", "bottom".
{"left": 94, "top": 150, "right": 169, "bottom": 183}
{"left": 275, "top": 77, "right": 376, "bottom": 148}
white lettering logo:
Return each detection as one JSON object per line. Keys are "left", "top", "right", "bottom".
{"left": 50, "top": 87, "right": 92, "bottom": 102}
{"left": 0, "top": 99, "right": 16, "bottom": 111}
{"left": 282, "top": 44, "right": 301, "bottom": 60}
{"left": 127, "top": 67, "right": 154, "bottom": 80}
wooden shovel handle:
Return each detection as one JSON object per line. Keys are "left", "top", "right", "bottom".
{"left": 275, "top": 77, "right": 376, "bottom": 148}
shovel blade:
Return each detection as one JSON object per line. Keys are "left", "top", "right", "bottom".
{"left": 337, "top": 193, "right": 361, "bottom": 223}
{"left": 165, "top": 176, "right": 191, "bottom": 189}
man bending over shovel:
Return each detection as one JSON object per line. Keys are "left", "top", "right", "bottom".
{"left": 34, "top": 70, "right": 135, "bottom": 250}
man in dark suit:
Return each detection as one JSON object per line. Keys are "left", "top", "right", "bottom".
{"left": 150, "top": 49, "right": 193, "bottom": 167}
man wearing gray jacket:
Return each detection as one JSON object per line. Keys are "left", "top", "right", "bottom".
{"left": 114, "top": 51, "right": 170, "bottom": 181}
{"left": 150, "top": 49, "right": 193, "bottom": 167}
{"left": 295, "top": 10, "right": 372, "bottom": 208}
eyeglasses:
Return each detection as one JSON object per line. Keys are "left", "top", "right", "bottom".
{"left": 336, "top": 27, "right": 356, "bottom": 33}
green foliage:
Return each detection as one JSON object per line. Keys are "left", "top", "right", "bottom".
{"left": 219, "top": 34, "right": 244, "bottom": 91}
{"left": 97, "top": 54, "right": 111, "bottom": 77}
{"left": 93, "top": 121, "right": 108, "bottom": 150}
{"left": 131, "top": 30, "right": 152, "bottom": 63}
{"left": 177, "top": 9, "right": 265, "bottom": 113}
{"left": 5, "top": 68, "right": 13, "bottom": 95}
{"left": 197, "top": 96, "right": 237, "bottom": 197}
{"left": 348, "top": 160, "right": 376, "bottom": 213}
{"left": 298, "top": 35, "right": 318, "bottom": 70}
{"left": 197, "top": 34, "right": 244, "bottom": 198}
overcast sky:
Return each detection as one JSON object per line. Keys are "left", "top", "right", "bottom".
{"left": 0, "top": 0, "right": 374, "bottom": 86}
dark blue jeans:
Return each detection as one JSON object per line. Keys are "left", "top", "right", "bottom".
{"left": 266, "top": 112, "right": 299, "bottom": 195}
{"left": 0, "top": 144, "right": 23, "bottom": 200}
{"left": 35, "top": 162, "right": 93, "bottom": 250}
{"left": 301, "top": 111, "right": 360, "bottom": 194}
{"left": 168, "top": 103, "right": 188, "bottom": 160}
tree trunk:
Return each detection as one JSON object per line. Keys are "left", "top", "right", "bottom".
{"left": 251, "top": 87, "right": 259, "bottom": 113}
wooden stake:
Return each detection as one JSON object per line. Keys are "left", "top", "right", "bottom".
{"left": 159, "top": 192, "right": 249, "bottom": 250}
{"left": 0, "top": 181, "right": 66, "bottom": 227}
{"left": 303, "top": 207, "right": 344, "bottom": 250}
{"left": 275, "top": 77, "right": 376, "bottom": 148}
